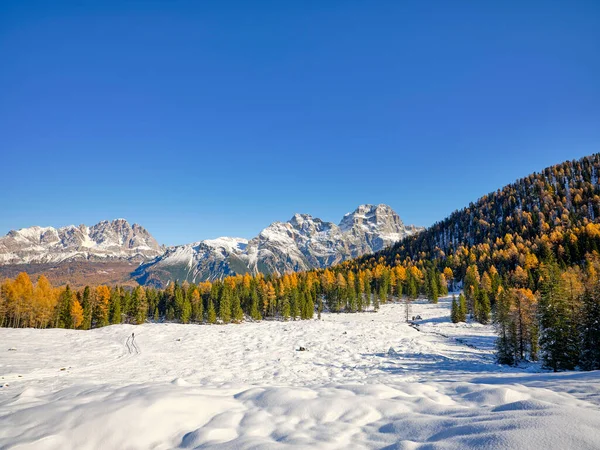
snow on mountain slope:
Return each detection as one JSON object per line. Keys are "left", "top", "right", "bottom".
{"left": 2, "top": 298, "right": 599, "bottom": 449}
{"left": 134, "top": 204, "right": 423, "bottom": 286}
{"left": 0, "top": 219, "right": 163, "bottom": 264}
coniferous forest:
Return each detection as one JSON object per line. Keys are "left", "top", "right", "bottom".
{"left": 3, "top": 154, "right": 600, "bottom": 371}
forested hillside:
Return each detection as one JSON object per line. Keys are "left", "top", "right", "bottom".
{"left": 370, "top": 153, "right": 600, "bottom": 277}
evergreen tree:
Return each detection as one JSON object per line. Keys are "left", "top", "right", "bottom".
{"left": 407, "top": 274, "right": 418, "bottom": 300}
{"left": 451, "top": 295, "right": 459, "bottom": 323}
{"left": 305, "top": 290, "right": 315, "bottom": 319}
{"left": 477, "top": 291, "right": 491, "bottom": 324}
{"left": 110, "top": 289, "right": 122, "bottom": 325}
{"left": 494, "top": 289, "right": 515, "bottom": 365}
{"left": 174, "top": 284, "right": 185, "bottom": 322}
{"left": 232, "top": 292, "right": 244, "bottom": 322}
{"left": 538, "top": 262, "right": 577, "bottom": 371}
{"left": 207, "top": 298, "right": 217, "bottom": 324}
{"left": 81, "top": 286, "right": 92, "bottom": 330}
{"left": 250, "top": 289, "right": 262, "bottom": 321}
{"left": 57, "top": 286, "right": 74, "bottom": 329}
{"left": 364, "top": 279, "right": 372, "bottom": 310}
{"left": 427, "top": 268, "right": 439, "bottom": 303}
{"left": 219, "top": 285, "right": 232, "bottom": 323}
{"left": 181, "top": 297, "right": 191, "bottom": 324}
{"left": 190, "top": 289, "right": 203, "bottom": 323}
{"left": 458, "top": 293, "right": 467, "bottom": 322}
{"left": 281, "top": 294, "right": 291, "bottom": 320}
{"left": 580, "top": 287, "right": 600, "bottom": 370}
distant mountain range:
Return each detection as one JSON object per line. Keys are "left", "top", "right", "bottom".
{"left": 0, "top": 205, "right": 422, "bottom": 286}
{"left": 133, "top": 204, "right": 423, "bottom": 286}
{"left": 0, "top": 219, "right": 163, "bottom": 265}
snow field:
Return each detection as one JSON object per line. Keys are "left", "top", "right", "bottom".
{"left": 1, "top": 297, "right": 600, "bottom": 449}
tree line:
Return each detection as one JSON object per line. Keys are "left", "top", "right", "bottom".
{"left": 0, "top": 263, "right": 448, "bottom": 330}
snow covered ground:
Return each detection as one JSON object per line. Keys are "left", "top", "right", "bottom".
{"left": 1, "top": 296, "right": 600, "bottom": 449}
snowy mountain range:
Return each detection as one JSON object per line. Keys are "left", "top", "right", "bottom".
{"left": 0, "top": 219, "right": 163, "bottom": 265}
{"left": 133, "top": 204, "right": 423, "bottom": 286}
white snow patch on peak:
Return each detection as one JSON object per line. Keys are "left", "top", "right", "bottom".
{"left": 203, "top": 237, "right": 249, "bottom": 253}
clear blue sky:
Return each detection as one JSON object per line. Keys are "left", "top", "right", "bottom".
{"left": 1, "top": 1, "right": 599, "bottom": 246}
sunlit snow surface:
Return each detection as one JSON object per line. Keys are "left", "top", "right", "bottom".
{"left": 2, "top": 297, "right": 600, "bottom": 449}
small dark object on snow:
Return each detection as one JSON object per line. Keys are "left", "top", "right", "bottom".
{"left": 60, "top": 368, "right": 66, "bottom": 371}
{"left": 8, "top": 348, "right": 16, "bottom": 351}
{"left": 343, "top": 331, "right": 347, "bottom": 335}
{"left": 297, "top": 346, "right": 307, "bottom": 351}
{"left": 415, "top": 315, "right": 422, "bottom": 320}
{"left": 176, "top": 338, "right": 181, "bottom": 341}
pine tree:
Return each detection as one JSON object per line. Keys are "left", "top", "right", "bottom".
{"left": 477, "top": 291, "right": 491, "bottom": 324}
{"left": 494, "top": 288, "right": 515, "bottom": 365}
{"left": 81, "top": 286, "right": 92, "bottom": 330}
{"left": 207, "top": 298, "right": 217, "bottom": 324}
{"left": 181, "top": 297, "right": 191, "bottom": 324}
{"left": 458, "top": 293, "right": 467, "bottom": 322}
{"left": 190, "top": 289, "right": 203, "bottom": 322}
{"left": 232, "top": 292, "right": 244, "bottom": 323}
{"left": 250, "top": 289, "right": 262, "bottom": 321}
{"left": 364, "top": 279, "right": 372, "bottom": 310}
{"left": 427, "top": 268, "right": 439, "bottom": 303}
{"left": 538, "top": 262, "right": 576, "bottom": 371}
{"left": 174, "top": 284, "right": 185, "bottom": 322}
{"left": 305, "top": 290, "right": 315, "bottom": 319}
{"left": 110, "top": 290, "right": 122, "bottom": 325}
{"left": 580, "top": 286, "right": 600, "bottom": 370}
{"left": 451, "top": 295, "right": 459, "bottom": 323}
{"left": 57, "top": 286, "right": 74, "bottom": 329}
{"left": 219, "top": 285, "right": 232, "bottom": 323}
{"left": 281, "top": 294, "right": 291, "bottom": 320}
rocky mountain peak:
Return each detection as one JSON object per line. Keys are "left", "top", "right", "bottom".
{"left": 339, "top": 204, "right": 403, "bottom": 232}
{"left": 0, "top": 219, "right": 163, "bottom": 265}
{"left": 134, "top": 204, "right": 424, "bottom": 286}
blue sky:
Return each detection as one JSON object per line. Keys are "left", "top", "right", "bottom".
{"left": 1, "top": 1, "right": 599, "bottom": 246}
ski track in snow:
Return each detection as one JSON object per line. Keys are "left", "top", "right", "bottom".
{"left": 1, "top": 297, "right": 600, "bottom": 449}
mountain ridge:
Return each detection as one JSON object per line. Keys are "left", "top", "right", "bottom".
{"left": 134, "top": 204, "right": 423, "bottom": 286}
{"left": 0, "top": 219, "right": 164, "bottom": 265}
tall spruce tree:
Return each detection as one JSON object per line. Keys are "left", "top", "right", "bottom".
{"left": 494, "top": 289, "right": 515, "bottom": 365}
{"left": 451, "top": 295, "right": 459, "bottom": 323}
{"left": 477, "top": 291, "right": 491, "bottom": 324}
{"left": 538, "top": 262, "right": 576, "bottom": 371}
{"left": 580, "top": 286, "right": 600, "bottom": 370}
{"left": 232, "top": 292, "right": 244, "bottom": 323}
{"left": 458, "top": 293, "right": 467, "bottom": 322}
{"left": 207, "top": 298, "right": 217, "bottom": 324}
{"left": 219, "top": 285, "right": 232, "bottom": 323}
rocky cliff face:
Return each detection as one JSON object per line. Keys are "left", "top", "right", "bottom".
{"left": 134, "top": 205, "right": 423, "bottom": 286}
{"left": 0, "top": 219, "right": 163, "bottom": 265}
